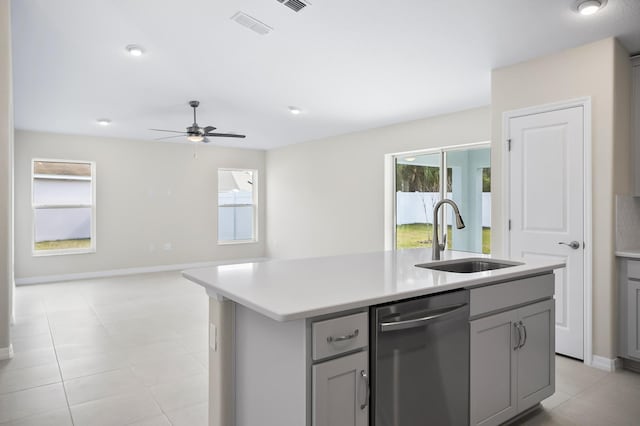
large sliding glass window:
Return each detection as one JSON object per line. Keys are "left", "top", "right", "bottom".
{"left": 394, "top": 144, "right": 491, "bottom": 254}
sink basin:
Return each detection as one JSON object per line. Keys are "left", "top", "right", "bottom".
{"left": 415, "top": 258, "right": 523, "bottom": 273}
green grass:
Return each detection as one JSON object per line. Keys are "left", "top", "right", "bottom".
{"left": 35, "top": 238, "right": 91, "bottom": 251}
{"left": 396, "top": 224, "right": 491, "bottom": 254}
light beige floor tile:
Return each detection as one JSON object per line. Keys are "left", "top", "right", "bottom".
{"left": 123, "top": 341, "right": 188, "bottom": 365}
{"left": 10, "top": 317, "right": 51, "bottom": 339}
{"left": 0, "top": 383, "right": 67, "bottom": 424}
{"left": 0, "top": 348, "right": 57, "bottom": 372}
{"left": 58, "top": 351, "right": 128, "bottom": 380}
{"left": 130, "top": 353, "right": 205, "bottom": 386}
{"left": 125, "top": 414, "right": 172, "bottom": 426}
{"left": 11, "top": 334, "right": 53, "bottom": 354}
{"left": 516, "top": 408, "right": 578, "bottom": 426}
{"left": 541, "top": 390, "right": 571, "bottom": 410}
{"left": 54, "top": 342, "right": 119, "bottom": 362}
{"left": 0, "top": 408, "right": 73, "bottom": 426}
{"left": 191, "top": 351, "right": 208, "bottom": 369}
{"left": 149, "top": 373, "right": 207, "bottom": 412}
{"left": 165, "top": 402, "right": 208, "bottom": 426}
{"left": 552, "top": 396, "right": 633, "bottom": 426}
{"left": 0, "top": 363, "right": 61, "bottom": 395}
{"left": 64, "top": 367, "right": 144, "bottom": 406}
{"left": 70, "top": 391, "right": 162, "bottom": 426}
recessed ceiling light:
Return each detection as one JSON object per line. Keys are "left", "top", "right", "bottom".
{"left": 288, "top": 106, "right": 302, "bottom": 115}
{"left": 97, "top": 119, "right": 111, "bottom": 126}
{"left": 405, "top": 157, "right": 416, "bottom": 162}
{"left": 576, "top": 0, "right": 606, "bottom": 15}
{"left": 126, "top": 44, "right": 144, "bottom": 57}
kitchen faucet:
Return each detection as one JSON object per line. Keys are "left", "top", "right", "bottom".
{"left": 432, "top": 199, "right": 465, "bottom": 260}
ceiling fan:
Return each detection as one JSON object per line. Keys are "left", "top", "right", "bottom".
{"left": 150, "top": 100, "right": 246, "bottom": 143}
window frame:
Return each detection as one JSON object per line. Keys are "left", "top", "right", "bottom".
{"left": 31, "top": 158, "right": 97, "bottom": 257}
{"left": 217, "top": 168, "right": 258, "bottom": 245}
{"left": 390, "top": 141, "right": 491, "bottom": 251}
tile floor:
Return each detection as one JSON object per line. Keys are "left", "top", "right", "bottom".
{"left": 1, "top": 271, "right": 640, "bottom": 425}
{"left": 1, "top": 272, "right": 208, "bottom": 426}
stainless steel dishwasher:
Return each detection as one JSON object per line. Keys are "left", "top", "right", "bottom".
{"left": 370, "top": 289, "right": 469, "bottom": 426}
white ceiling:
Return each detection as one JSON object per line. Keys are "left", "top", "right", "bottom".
{"left": 11, "top": 0, "right": 640, "bottom": 150}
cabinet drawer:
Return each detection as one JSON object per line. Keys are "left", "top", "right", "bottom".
{"left": 628, "top": 260, "right": 640, "bottom": 280}
{"left": 312, "top": 312, "right": 368, "bottom": 361}
{"left": 470, "top": 274, "right": 554, "bottom": 318}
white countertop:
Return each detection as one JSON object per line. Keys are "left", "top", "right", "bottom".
{"left": 615, "top": 249, "right": 640, "bottom": 259}
{"left": 183, "top": 249, "right": 564, "bottom": 322}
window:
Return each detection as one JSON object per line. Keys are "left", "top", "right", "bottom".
{"left": 394, "top": 144, "right": 491, "bottom": 254}
{"left": 218, "top": 169, "right": 257, "bottom": 243}
{"left": 32, "top": 159, "right": 96, "bottom": 255}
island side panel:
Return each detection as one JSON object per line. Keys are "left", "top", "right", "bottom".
{"left": 209, "top": 296, "right": 236, "bottom": 426}
{"left": 234, "top": 304, "right": 308, "bottom": 426}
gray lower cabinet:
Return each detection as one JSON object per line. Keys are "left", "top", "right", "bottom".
{"left": 470, "top": 299, "right": 555, "bottom": 426}
{"left": 628, "top": 280, "right": 640, "bottom": 359}
{"left": 312, "top": 350, "right": 369, "bottom": 426}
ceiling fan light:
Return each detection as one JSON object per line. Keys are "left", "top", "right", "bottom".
{"left": 97, "top": 118, "right": 111, "bottom": 126}
{"left": 577, "top": 0, "right": 603, "bottom": 15}
{"left": 288, "top": 106, "right": 302, "bottom": 115}
{"left": 188, "top": 135, "right": 204, "bottom": 142}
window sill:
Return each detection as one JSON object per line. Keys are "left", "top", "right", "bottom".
{"left": 218, "top": 240, "right": 258, "bottom": 246}
{"left": 32, "top": 248, "right": 96, "bottom": 257}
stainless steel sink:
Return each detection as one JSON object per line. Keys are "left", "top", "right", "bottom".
{"left": 415, "top": 258, "right": 523, "bottom": 273}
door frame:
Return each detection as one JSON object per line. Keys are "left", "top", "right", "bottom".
{"left": 501, "top": 97, "right": 593, "bottom": 366}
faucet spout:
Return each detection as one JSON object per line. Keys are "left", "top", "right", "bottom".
{"left": 432, "top": 199, "right": 465, "bottom": 261}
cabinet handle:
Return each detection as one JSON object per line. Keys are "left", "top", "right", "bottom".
{"left": 519, "top": 322, "right": 527, "bottom": 349}
{"left": 326, "top": 329, "right": 359, "bottom": 344}
{"left": 513, "top": 323, "right": 521, "bottom": 351}
{"left": 359, "top": 370, "right": 370, "bottom": 410}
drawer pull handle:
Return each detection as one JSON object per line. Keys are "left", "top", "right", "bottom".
{"left": 326, "top": 329, "right": 359, "bottom": 344}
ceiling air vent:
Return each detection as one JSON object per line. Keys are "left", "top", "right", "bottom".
{"left": 230, "top": 12, "right": 273, "bottom": 35}
{"left": 276, "top": 0, "right": 310, "bottom": 13}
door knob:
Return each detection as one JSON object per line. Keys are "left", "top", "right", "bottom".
{"left": 558, "top": 241, "right": 580, "bottom": 249}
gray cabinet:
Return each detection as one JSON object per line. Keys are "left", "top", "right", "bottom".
{"left": 312, "top": 350, "right": 369, "bottom": 426}
{"left": 470, "top": 299, "right": 555, "bottom": 426}
{"left": 627, "top": 280, "right": 640, "bottom": 359}
{"left": 619, "top": 259, "right": 640, "bottom": 362}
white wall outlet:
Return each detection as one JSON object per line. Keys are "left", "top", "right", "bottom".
{"left": 149, "top": 243, "right": 156, "bottom": 252}
{"left": 162, "top": 242, "right": 172, "bottom": 251}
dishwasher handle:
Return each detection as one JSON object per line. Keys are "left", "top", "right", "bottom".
{"left": 379, "top": 303, "right": 467, "bottom": 332}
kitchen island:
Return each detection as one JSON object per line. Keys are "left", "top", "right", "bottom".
{"left": 183, "top": 249, "right": 564, "bottom": 426}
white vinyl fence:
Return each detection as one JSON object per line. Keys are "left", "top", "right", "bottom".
{"left": 396, "top": 192, "right": 491, "bottom": 227}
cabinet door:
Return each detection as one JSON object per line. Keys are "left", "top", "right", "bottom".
{"left": 628, "top": 281, "right": 640, "bottom": 360}
{"left": 312, "top": 350, "right": 368, "bottom": 426}
{"left": 470, "top": 310, "right": 518, "bottom": 426}
{"left": 516, "top": 299, "right": 555, "bottom": 412}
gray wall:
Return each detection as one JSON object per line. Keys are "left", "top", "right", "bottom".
{"left": 490, "top": 37, "right": 632, "bottom": 360}
{"left": 265, "top": 107, "right": 491, "bottom": 259}
{"left": 0, "top": 0, "right": 13, "bottom": 354}
{"left": 14, "top": 130, "right": 266, "bottom": 280}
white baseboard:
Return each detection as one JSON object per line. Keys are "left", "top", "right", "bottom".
{"left": 0, "top": 344, "right": 14, "bottom": 361}
{"left": 589, "top": 355, "right": 621, "bottom": 372}
{"left": 15, "top": 257, "right": 269, "bottom": 286}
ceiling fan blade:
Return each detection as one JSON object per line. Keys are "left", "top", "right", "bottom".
{"left": 154, "top": 135, "right": 188, "bottom": 140}
{"left": 204, "top": 132, "right": 246, "bottom": 138}
{"left": 150, "top": 128, "right": 188, "bottom": 134}
{"left": 203, "top": 126, "right": 216, "bottom": 133}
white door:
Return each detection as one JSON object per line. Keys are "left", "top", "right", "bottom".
{"left": 508, "top": 106, "right": 585, "bottom": 360}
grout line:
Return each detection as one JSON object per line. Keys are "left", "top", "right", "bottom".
{"left": 43, "top": 309, "right": 76, "bottom": 426}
